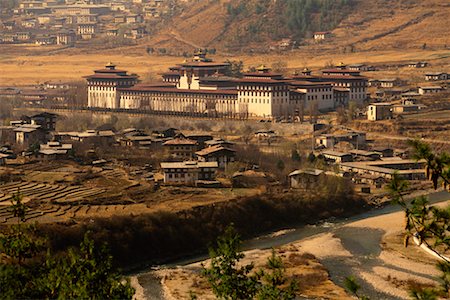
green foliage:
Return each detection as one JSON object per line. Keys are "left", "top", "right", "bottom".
{"left": 291, "top": 149, "right": 301, "bottom": 162}
{"left": 40, "top": 233, "right": 135, "bottom": 299}
{"left": 225, "top": 60, "right": 244, "bottom": 78}
{"left": 344, "top": 276, "right": 369, "bottom": 299}
{"left": 256, "top": 250, "right": 297, "bottom": 300}
{"left": 223, "top": 0, "right": 353, "bottom": 49}
{"left": 0, "top": 193, "right": 135, "bottom": 299}
{"left": 28, "top": 142, "right": 41, "bottom": 157}
{"left": 284, "top": 0, "right": 352, "bottom": 37}
{"left": 202, "top": 225, "right": 260, "bottom": 299}
{"left": 408, "top": 139, "right": 450, "bottom": 190}
{"left": 202, "top": 225, "right": 297, "bottom": 299}
{"left": 388, "top": 140, "right": 450, "bottom": 299}
{"left": 276, "top": 159, "right": 285, "bottom": 172}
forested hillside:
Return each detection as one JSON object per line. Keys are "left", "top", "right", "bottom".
{"left": 219, "top": 0, "right": 353, "bottom": 50}
{"left": 144, "top": 0, "right": 450, "bottom": 54}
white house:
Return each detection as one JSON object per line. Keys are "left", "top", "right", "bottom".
{"left": 160, "top": 161, "right": 218, "bottom": 185}
{"left": 367, "top": 103, "right": 393, "bottom": 121}
{"left": 418, "top": 86, "right": 444, "bottom": 95}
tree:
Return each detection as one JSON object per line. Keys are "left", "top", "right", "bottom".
{"left": 388, "top": 140, "right": 450, "bottom": 299}
{"left": 256, "top": 250, "right": 297, "bottom": 300}
{"left": 202, "top": 226, "right": 260, "bottom": 299}
{"left": 271, "top": 61, "right": 288, "bottom": 73}
{"left": 344, "top": 276, "right": 369, "bottom": 300}
{"left": 202, "top": 225, "right": 297, "bottom": 300}
{"left": 225, "top": 60, "right": 244, "bottom": 78}
{"left": 291, "top": 149, "right": 301, "bottom": 162}
{"left": 0, "top": 192, "right": 135, "bottom": 299}
{"left": 277, "top": 159, "right": 285, "bottom": 172}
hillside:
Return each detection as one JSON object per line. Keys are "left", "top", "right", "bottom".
{"left": 143, "top": 0, "right": 450, "bottom": 53}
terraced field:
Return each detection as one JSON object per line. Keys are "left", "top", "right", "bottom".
{"left": 0, "top": 181, "right": 105, "bottom": 205}
{"left": 0, "top": 181, "right": 108, "bottom": 223}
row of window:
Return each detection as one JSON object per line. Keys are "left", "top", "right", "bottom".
{"left": 122, "top": 92, "right": 236, "bottom": 99}
{"left": 239, "top": 85, "right": 284, "bottom": 91}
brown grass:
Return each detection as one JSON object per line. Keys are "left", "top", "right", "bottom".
{"left": 1, "top": 47, "right": 450, "bottom": 86}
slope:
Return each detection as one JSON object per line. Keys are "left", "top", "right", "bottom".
{"left": 144, "top": 0, "right": 450, "bottom": 53}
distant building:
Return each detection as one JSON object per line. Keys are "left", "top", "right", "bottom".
{"left": 196, "top": 146, "right": 236, "bottom": 168}
{"left": 379, "top": 79, "right": 400, "bottom": 88}
{"left": 313, "top": 31, "right": 331, "bottom": 40}
{"left": 160, "top": 161, "right": 218, "bottom": 185}
{"left": 35, "top": 35, "right": 56, "bottom": 45}
{"left": 340, "top": 159, "right": 426, "bottom": 180}
{"left": 321, "top": 150, "right": 353, "bottom": 163}
{"left": 315, "top": 132, "right": 366, "bottom": 149}
{"left": 84, "top": 52, "right": 368, "bottom": 118}
{"left": 30, "top": 112, "right": 57, "bottom": 131}
{"left": 392, "top": 104, "right": 422, "bottom": 114}
{"left": 347, "top": 64, "right": 375, "bottom": 71}
{"left": 56, "top": 30, "right": 76, "bottom": 45}
{"left": 39, "top": 141, "right": 72, "bottom": 159}
{"left": 163, "top": 138, "right": 198, "bottom": 160}
{"left": 14, "top": 124, "right": 45, "bottom": 146}
{"left": 289, "top": 169, "right": 324, "bottom": 189}
{"left": 204, "top": 138, "right": 234, "bottom": 148}
{"left": 0, "top": 153, "right": 8, "bottom": 165}
{"left": 418, "top": 86, "right": 444, "bottom": 95}
{"left": 372, "top": 147, "right": 394, "bottom": 158}
{"left": 84, "top": 62, "right": 139, "bottom": 109}
{"left": 367, "top": 103, "right": 393, "bottom": 121}
{"left": 425, "top": 72, "right": 448, "bottom": 81}
{"left": 349, "top": 149, "right": 381, "bottom": 161}
{"left": 77, "top": 23, "right": 96, "bottom": 39}
{"left": 407, "top": 62, "right": 428, "bottom": 68}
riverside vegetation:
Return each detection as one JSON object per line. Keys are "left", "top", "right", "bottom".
{"left": 0, "top": 193, "right": 135, "bottom": 299}
{"left": 388, "top": 140, "right": 450, "bottom": 299}
{"left": 36, "top": 176, "right": 364, "bottom": 269}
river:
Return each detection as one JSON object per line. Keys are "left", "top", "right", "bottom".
{"left": 134, "top": 190, "right": 450, "bottom": 299}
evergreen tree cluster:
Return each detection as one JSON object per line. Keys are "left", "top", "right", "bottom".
{"left": 0, "top": 193, "right": 135, "bottom": 299}
{"left": 224, "top": 0, "right": 353, "bottom": 47}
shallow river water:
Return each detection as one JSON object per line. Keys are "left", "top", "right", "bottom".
{"left": 135, "top": 190, "right": 450, "bottom": 299}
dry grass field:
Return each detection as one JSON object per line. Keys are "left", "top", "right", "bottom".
{"left": 0, "top": 160, "right": 263, "bottom": 224}
{"left": 1, "top": 46, "right": 450, "bottom": 86}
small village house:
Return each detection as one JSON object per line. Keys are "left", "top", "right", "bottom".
{"left": 392, "top": 104, "right": 422, "bottom": 114}
{"left": 321, "top": 150, "right": 353, "bottom": 163}
{"left": 163, "top": 138, "right": 198, "bottom": 160}
{"left": 205, "top": 138, "right": 234, "bottom": 148}
{"left": 39, "top": 141, "right": 72, "bottom": 160}
{"left": 407, "top": 62, "right": 428, "bottom": 68}
{"left": 160, "top": 161, "right": 218, "bottom": 185}
{"left": 379, "top": 78, "right": 401, "bottom": 88}
{"left": 0, "top": 153, "right": 8, "bottom": 166}
{"left": 425, "top": 72, "right": 448, "bottom": 81}
{"left": 367, "top": 103, "right": 393, "bottom": 121}
{"left": 196, "top": 146, "right": 236, "bottom": 168}
{"left": 340, "top": 159, "right": 426, "bottom": 180}
{"left": 349, "top": 149, "right": 381, "bottom": 161}
{"left": 288, "top": 169, "right": 324, "bottom": 190}
{"left": 418, "top": 86, "right": 444, "bottom": 95}
{"left": 372, "top": 147, "right": 394, "bottom": 158}
{"left": 14, "top": 125, "right": 46, "bottom": 147}
{"left": 315, "top": 132, "right": 366, "bottom": 149}
{"left": 30, "top": 112, "right": 57, "bottom": 131}
{"left": 313, "top": 31, "right": 331, "bottom": 41}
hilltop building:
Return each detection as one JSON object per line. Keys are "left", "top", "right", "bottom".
{"left": 84, "top": 62, "right": 139, "bottom": 109}
{"left": 85, "top": 52, "right": 368, "bottom": 119}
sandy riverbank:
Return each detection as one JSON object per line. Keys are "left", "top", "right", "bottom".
{"left": 150, "top": 197, "right": 448, "bottom": 299}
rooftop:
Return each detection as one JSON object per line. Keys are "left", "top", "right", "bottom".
{"left": 160, "top": 161, "right": 218, "bottom": 169}
{"left": 163, "top": 138, "right": 197, "bottom": 146}
{"left": 196, "top": 146, "right": 235, "bottom": 156}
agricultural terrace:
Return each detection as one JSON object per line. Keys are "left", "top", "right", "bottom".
{"left": 0, "top": 160, "right": 261, "bottom": 224}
